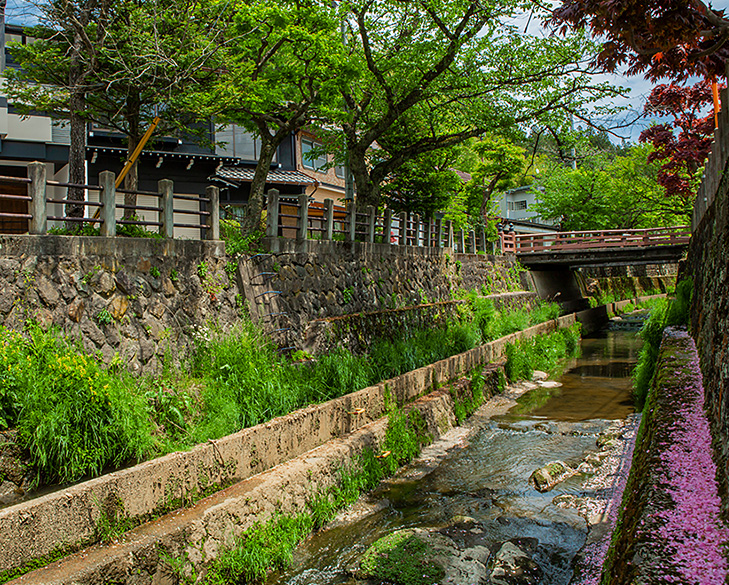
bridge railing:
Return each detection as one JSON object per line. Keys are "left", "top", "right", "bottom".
{"left": 502, "top": 226, "right": 691, "bottom": 254}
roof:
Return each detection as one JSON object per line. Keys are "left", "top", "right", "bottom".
{"left": 453, "top": 169, "right": 472, "bottom": 183}
{"left": 87, "top": 145, "right": 239, "bottom": 163}
{"left": 213, "top": 166, "right": 317, "bottom": 186}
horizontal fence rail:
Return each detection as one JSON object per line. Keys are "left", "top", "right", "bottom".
{"left": 501, "top": 226, "right": 691, "bottom": 254}
{"left": 265, "top": 189, "right": 497, "bottom": 254}
{"left": 8, "top": 161, "right": 219, "bottom": 240}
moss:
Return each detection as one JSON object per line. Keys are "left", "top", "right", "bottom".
{"left": 0, "top": 543, "right": 81, "bottom": 584}
{"left": 358, "top": 531, "right": 445, "bottom": 585}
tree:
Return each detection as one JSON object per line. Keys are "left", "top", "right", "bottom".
{"left": 639, "top": 79, "right": 718, "bottom": 199}
{"left": 5, "top": 0, "right": 113, "bottom": 218}
{"left": 381, "top": 149, "right": 462, "bottom": 219}
{"left": 331, "top": 0, "right": 623, "bottom": 209}
{"left": 463, "top": 137, "right": 527, "bottom": 220}
{"left": 6, "top": 0, "right": 229, "bottom": 217}
{"left": 551, "top": 0, "right": 729, "bottom": 81}
{"left": 533, "top": 144, "right": 691, "bottom": 230}
{"left": 193, "top": 0, "right": 349, "bottom": 234}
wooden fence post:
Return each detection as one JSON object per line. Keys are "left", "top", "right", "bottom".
{"left": 384, "top": 208, "right": 393, "bottom": 244}
{"left": 458, "top": 229, "right": 465, "bottom": 253}
{"left": 399, "top": 211, "right": 408, "bottom": 245}
{"left": 445, "top": 220, "right": 453, "bottom": 248}
{"left": 206, "top": 186, "right": 220, "bottom": 240}
{"left": 347, "top": 201, "right": 357, "bottom": 241}
{"left": 436, "top": 219, "right": 443, "bottom": 248}
{"left": 99, "top": 170, "right": 116, "bottom": 237}
{"left": 367, "top": 205, "right": 376, "bottom": 243}
{"left": 470, "top": 229, "right": 477, "bottom": 254}
{"left": 158, "top": 179, "right": 174, "bottom": 239}
{"left": 265, "top": 188, "right": 280, "bottom": 238}
{"left": 413, "top": 214, "right": 421, "bottom": 246}
{"left": 28, "top": 161, "right": 47, "bottom": 235}
{"left": 324, "top": 198, "right": 334, "bottom": 240}
{"left": 480, "top": 227, "right": 487, "bottom": 253}
{"left": 297, "top": 193, "right": 309, "bottom": 240}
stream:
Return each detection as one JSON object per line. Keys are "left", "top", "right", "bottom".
{"left": 267, "top": 325, "right": 643, "bottom": 585}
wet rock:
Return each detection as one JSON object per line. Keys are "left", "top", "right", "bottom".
{"left": 355, "top": 527, "right": 490, "bottom": 585}
{"left": 529, "top": 460, "right": 576, "bottom": 492}
{"left": 537, "top": 380, "right": 562, "bottom": 388}
{"left": 489, "top": 541, "right": 543, "bottom": 585}
{"left": 531, "top": 370, "right": 548, "bottom": 382}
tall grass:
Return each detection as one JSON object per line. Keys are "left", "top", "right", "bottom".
{"left": 504, "top": 324, "right": 581, "bottom": 382}
{"left": 0, "top": 325, "right": 152, "bottom": 484}
{"left": 632, "top": 280, "right": 691, "bottom": 409}
{"left": 0, "top": 294, "right": 568, "bottom": 486}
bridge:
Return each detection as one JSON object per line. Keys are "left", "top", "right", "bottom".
{"left": 500, "top": 226, "right": 691, "bottom": 268}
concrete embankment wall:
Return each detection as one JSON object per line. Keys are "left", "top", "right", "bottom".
{"left": 2, "top": 313, "right": 582, "bottom": 583}
{"left": 602, "top": 329, "right": 728, "bottom": 583}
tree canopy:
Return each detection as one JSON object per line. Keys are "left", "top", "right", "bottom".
{"left": 551, "top": 0, "right": 729, "bottom": 81}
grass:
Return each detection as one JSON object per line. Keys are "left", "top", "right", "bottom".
{"left": 632, "top": 278, "right": 692, "bottom": 409}
{"left": 504, "top": 323, "right": 581, "bottom": 382}
{"left": 202, "top": 402, "right": 432, "bottom": 584}
{"left": 0, "top": 296, "right": 566, "bottom": 488}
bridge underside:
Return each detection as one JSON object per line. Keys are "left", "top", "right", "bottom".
{"left": 516, "top": 244, "right": 687, "bottom": 270}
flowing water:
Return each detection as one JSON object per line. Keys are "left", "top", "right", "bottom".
{"left": 267, "top": 327, "right": 643, "bottom": 585}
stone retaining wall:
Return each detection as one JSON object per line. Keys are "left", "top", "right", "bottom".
{"left": 0, "top": 236, "right": 239, "bottom": 374}
{"left": 0, "top": 313, "right": 577, "bottom": 579}
{"left": 240, "top": 238, "right": 530, "bottom": 350}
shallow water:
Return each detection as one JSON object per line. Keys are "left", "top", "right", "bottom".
{"left": 267, "top": 329, "right": 641, "bottom": 585}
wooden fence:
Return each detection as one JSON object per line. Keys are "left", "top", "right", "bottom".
{"left": 265, "top": 189, "right": 497, "bottom": 254}
{"left": 0, "top": 161, "right": 219, "bottom": 239}
{"left": 500, "top": 226, "right": 691, "bottom": 254}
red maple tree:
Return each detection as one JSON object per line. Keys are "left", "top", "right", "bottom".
{"left": 550, "top": 0, "right": 729, "bottom": 81}
{"left": 640, "top": 80, "right": 719, "bottom": 198}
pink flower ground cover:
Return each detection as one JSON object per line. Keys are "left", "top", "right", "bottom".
{"left": 604, "top": 327, "right": 729, "bottom": 584}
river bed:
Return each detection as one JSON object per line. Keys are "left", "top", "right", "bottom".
{"left": 267, "top": 328, "right": 643, "bottom": 585}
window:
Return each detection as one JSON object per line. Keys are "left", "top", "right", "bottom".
{"left": 509, "top": 200, "right": 527, "bottom": 211}
{"left": 301, "top": 138, "right": 327, "bottom": 172}
{"left": 216, "top": 125, "right": 277, "bottom": 162}
{"left": 334, "top": 162, "right": 346, "bottom": 179}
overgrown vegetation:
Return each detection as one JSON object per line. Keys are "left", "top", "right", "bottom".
{"left": 0, "top": 298, "right": 564, "bottom": 487}
{"left": 504, "top": 324, "right": 581, "bottom": 382}
{"left": 632, "top": 278, "right": 692, "bottom": 409}
{"left": 202, "top": 403, "right": 432, "bottom": 585}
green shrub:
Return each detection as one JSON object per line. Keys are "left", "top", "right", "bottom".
{"left": 3, "top": 325, "right": 152, "bottom": 484}
{"left": 665, "top": 278, "right": 692, "bottom": 327}
{"left": 504, "top": 324, "right": 581, "bottom": 382}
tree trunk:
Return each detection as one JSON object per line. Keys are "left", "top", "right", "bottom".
{"left": 65, "top": 29, "right": 87, "bottom": 228}
{"left": 243, "top": 140, "right": 278, "bottom": 235}
{"left": 349, "top": 149, "right": 380, "bottom": 207}
{"left": 123, "top": 98, "right": 141, "bottom": 221}
{"left": 480, "top": 175, "right": 501, "bottom": 219}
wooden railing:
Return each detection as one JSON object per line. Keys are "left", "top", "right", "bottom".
{"left": 265, "top": 189, "right": 496, "bottom": 253}
{"left": 8, "top": 161, "right": 219, "bottom": 239}
{"left": 501, "top": 226, "right": 691, "bottom": 254}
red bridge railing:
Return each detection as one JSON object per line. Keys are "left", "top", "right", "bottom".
{"left": 501, "top": 226, "right": 691, "bottom": 254}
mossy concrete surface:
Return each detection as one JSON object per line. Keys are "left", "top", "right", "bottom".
{"left": 601, "top": 328, "right": 728, "bottom": 584}
{"left": 0, "top": 314, "right": 579, "bottom": 580}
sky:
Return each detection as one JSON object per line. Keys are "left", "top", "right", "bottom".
{"left": 4, "top": 0, "right": 729, "bottom": 144}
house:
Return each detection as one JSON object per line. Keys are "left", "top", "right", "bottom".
{"left": 0, "top": 22, "right": 350, "bottom": 236}
{"left": 496, "top": 185, "right": 559, "bottom": 234}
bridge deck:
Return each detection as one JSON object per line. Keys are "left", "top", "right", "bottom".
{"left": 501, "top": 226, "right": 690, "bottom": 268}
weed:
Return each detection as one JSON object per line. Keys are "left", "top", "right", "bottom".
{"left": 149, "top": 266, "right": 160, "bottom": 279}
{"left": 95, "top": 308, "right": 114, "bottom": 326}
{"left": 504, "top": 324, "right": 581, "bottom": 382}
{"left": 82, "top": 265, "right": 103, "bottom": 286}
{"left": 197, "top": 262, "right": 208, "bottom": 280}
{"left": 170, "top": 269, "right": 179, "bottom": 283}
{"left": 224, "top": 260, "right": 238, "bottom": 277}
{"left": 343, "top": 287, "right": 354, "bottom": 304}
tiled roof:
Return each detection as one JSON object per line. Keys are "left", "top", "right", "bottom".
{"left": 213, "top": 166, "right": 316, "bottom": 186}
